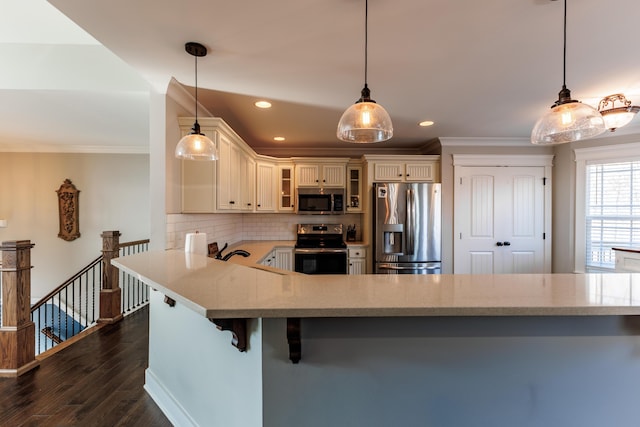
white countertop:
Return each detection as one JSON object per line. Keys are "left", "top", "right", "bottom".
{"left": 112, "top": 249, "right": 640, "bottom": 319}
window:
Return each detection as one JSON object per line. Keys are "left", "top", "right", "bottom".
{"left": 574, "top": 142, "right": 640, "bottom": 273}
{"left": 585, "top": 161, "right": 640, "bottom": 270}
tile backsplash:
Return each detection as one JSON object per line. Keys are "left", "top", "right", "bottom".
{"left": 167, "top": 213, "right": 362, "bottom": 250}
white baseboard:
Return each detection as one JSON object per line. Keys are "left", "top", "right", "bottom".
{"left": 144, "top": 368, "right": 199, "bottom": 427}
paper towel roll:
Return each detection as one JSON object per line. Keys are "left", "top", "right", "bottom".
{"left": 185, "top": 252, "right": 207, "bottom": 269}
{"left": 185, "top": 232, "right": 207, "bottom": 255}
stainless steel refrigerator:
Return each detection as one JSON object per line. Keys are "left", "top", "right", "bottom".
{"left": 373, "top": 182, "right": 441, "bottom": 274}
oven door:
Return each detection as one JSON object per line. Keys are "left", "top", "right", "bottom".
{"left": 294, "top": 248, "right": 348, "bottom": 274}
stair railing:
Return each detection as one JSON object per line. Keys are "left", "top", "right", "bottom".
{"left": 28, "top": 231, "right": 150, "bottom": 355}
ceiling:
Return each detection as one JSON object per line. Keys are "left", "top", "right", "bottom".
{"left": 2, "top": 0, "right": 640, "bottom": 157}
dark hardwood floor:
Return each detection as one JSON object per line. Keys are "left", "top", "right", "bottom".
{"left": 0, "top": 306, "right": 172, "bottom": 427}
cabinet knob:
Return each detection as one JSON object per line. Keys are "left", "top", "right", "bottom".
{"left": 257, "top": 204, "right": 261, "bottom": 207}
{"left": 496, "top": 242, "right": 504, "bottom": 247}
{"left": 247, "top": 203, "right": 252, "bottom": 206}
{"left": 406, "top": 174, "right": 410, "bottom": 177}
{"left": 230, "top": 201, "right": 235, "bottom": 204}
{"left": 398, "top": 174, "right": 402, "bottom": 177}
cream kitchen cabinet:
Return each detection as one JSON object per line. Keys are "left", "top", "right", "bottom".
{"left": 364, "top": 155, "right": 440, "bottom": 183}
{"left": 256, "top": 161, "right": 277, "bottom": 212}
{"left": 348, "top": 246, "right": 366, "bottom": 275}
{"left": 182, "top": 159, "right": 215, "bottom": 213}
{"left": 346, "top": 165, "right": 363, "bottom": 212}
{"left": 217, "top": 135, "right": 255, "bottom": 212}
{"left": 278, "top": 163, "right": 295, "bottom": 211}
{"left": 260, "top": 247, "right": 293, "bottom": 271}
{"left": 294, "top": 159, "right": 349, "bottom": 188}
{"left": 274, "top": 247, "right": 293, "bottom": 271}
{"left": 180, "top": 117, "right": 255, "bottom": 213}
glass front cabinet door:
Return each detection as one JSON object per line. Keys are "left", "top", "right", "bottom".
{"left": 278, "top": 164, "right": 295, "bottom": 211}
{"left": 347, "top": 166, "right": 362, "bottom": 213}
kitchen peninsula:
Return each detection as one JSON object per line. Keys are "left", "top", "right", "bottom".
{"left": 114, "top": 249, "right": 640, "bottom": 427}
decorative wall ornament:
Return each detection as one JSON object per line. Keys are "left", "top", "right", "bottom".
{"left": 56, "top": 179, "right": 80, "bottom": 241}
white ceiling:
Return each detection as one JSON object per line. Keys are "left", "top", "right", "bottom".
{"left": 2, "top": 0, "right": 640, "bottom": 156}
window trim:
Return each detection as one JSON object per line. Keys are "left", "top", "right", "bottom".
{"left": 574, "top": 142, "right": 640, "bottom": 272}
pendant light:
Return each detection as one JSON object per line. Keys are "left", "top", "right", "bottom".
{"left": 597, "top": 94, "right": 640, "bottom": 132}
{"left": 531, "top": 0, "right": 605, "bottom": 145}
{"left": 175, "top": 42, "right": 218, "bottom": 161}
{"left": 337, "top": 0, "right": 393, "bottom": 143}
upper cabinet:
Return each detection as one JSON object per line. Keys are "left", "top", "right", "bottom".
{"left": 256, "top": 161, "right": 277, "bottom": 212}
{"left": 215, "top": 126, "right": 255, "bottom": 212}
{"left": 278, "top": 162, "right": 295, "bottom": 211}
{"left": 346, "top": 163, "right": 363, "bottom": 213}
{"left": 364, "top": 155, "right": 441, "bottom": 183}
{"left": 181, "top": 120, "right": 441, "bottom": 215}
{"left": 182, "top": 159, "right": 216, "bottom": 213}
{"left": 180, "top": 117, "right": 255, "bottom": 213}
{"left": 293, "top": 159, "right": 349, "bottom": 188}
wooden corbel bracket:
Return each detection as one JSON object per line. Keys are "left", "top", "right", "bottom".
{"left": 287, "top": 317, "right": 301, "bottom": 364}
{"left": 209, "top": 318, "right": 247, "bottom": 352}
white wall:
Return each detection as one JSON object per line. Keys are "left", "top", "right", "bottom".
{"left": 0, "top": 152, "right": 149, "bottom": 299}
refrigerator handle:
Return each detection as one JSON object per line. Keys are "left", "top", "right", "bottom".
{"left": 406, "top": 187, "right": 415, "bottom": 255}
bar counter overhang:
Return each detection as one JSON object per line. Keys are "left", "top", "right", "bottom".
{"left": 113, "top": 249, "right": 640, "bottom": 427}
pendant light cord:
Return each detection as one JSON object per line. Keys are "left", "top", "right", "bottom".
{"left": 194, "top": 54, "right": 199, "bottom": 122}
{"left": 562, "top": 0, "right": 567, "bottom": 88}
{"left": 364, "top": 0, "right": 368, "bottom": 87}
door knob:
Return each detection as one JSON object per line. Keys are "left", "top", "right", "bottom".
{"left": 503, "top": 241, "right": 511, "bottom": 246}
{"left": 496, "top": 242, "right": 504, "bottom": 246}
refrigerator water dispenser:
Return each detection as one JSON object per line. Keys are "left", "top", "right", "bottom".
{"left": 382, "top": 224, "right": 404, "bottom": 255}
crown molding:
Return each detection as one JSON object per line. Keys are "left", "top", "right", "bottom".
{"left": 439, "top": 137, "right": 531, "bottom": 147}
{"left": 167, "top": 77, "right": 213, "bottom": 118}
{"left": 452, "top": 154, "right": 554, "bottom": 167}
{"left": 0, "top": 143, "right": 148, "bottom": 154}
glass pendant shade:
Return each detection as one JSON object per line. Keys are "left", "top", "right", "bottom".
{"left": 175, "top": 42, "right": 217, "bottom": 161}
{"left": 336, "top": 0, "right": 392, "bottom": 144}
{"left": 531, "top": 100, "right": 605, "bottom": 145}
{"left": 337, "top": 98, "right": 393, "bottom": 143}
{"left": 601, "top": 110, "right": 637, "bottom": 132}
{"left": 531, "top": 0, "right": 606, "bottom": 145}
{"left": 597, "top": 94, "right": 640, "bottom": 132}
{"left": 175, "top": 121, "right": 218, "bottom": 160}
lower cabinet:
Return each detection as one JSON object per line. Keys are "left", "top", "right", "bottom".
{"left": 348, "top": 246, "right": 366, "bottom": 275}
{"left": 261, "top": 247, "right": 293, "bottom": 271}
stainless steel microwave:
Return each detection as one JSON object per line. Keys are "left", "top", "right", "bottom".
{"left": 296, "top": 188, "right": 345, "bottom": 215}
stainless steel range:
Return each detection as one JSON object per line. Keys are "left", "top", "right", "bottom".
{"left": 294, "top": 224, "right": 348, "bottom": 274}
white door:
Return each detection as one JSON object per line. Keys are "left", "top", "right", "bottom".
{"left": 454, "top": 166, "right": 547, "bottom": 274}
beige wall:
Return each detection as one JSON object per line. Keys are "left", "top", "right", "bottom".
{"left": 0, "top": 152, "right": 149, "bottom": 299}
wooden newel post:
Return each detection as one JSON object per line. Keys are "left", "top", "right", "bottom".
{"left": 99, "top": 231, "right": 123, "bottom": 324}
{"left": 0, "top": 240, "right": 40, "bottom": 377}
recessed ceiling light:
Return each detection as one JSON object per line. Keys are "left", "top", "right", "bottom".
{"left": 255, "top": 100, "right": 272, "bottom": 109}
{"left": 273, "top": 136, "right": 285, "bottom": 141}
{"left": 419, "top": 120, "right": 434, "bottom": 127}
